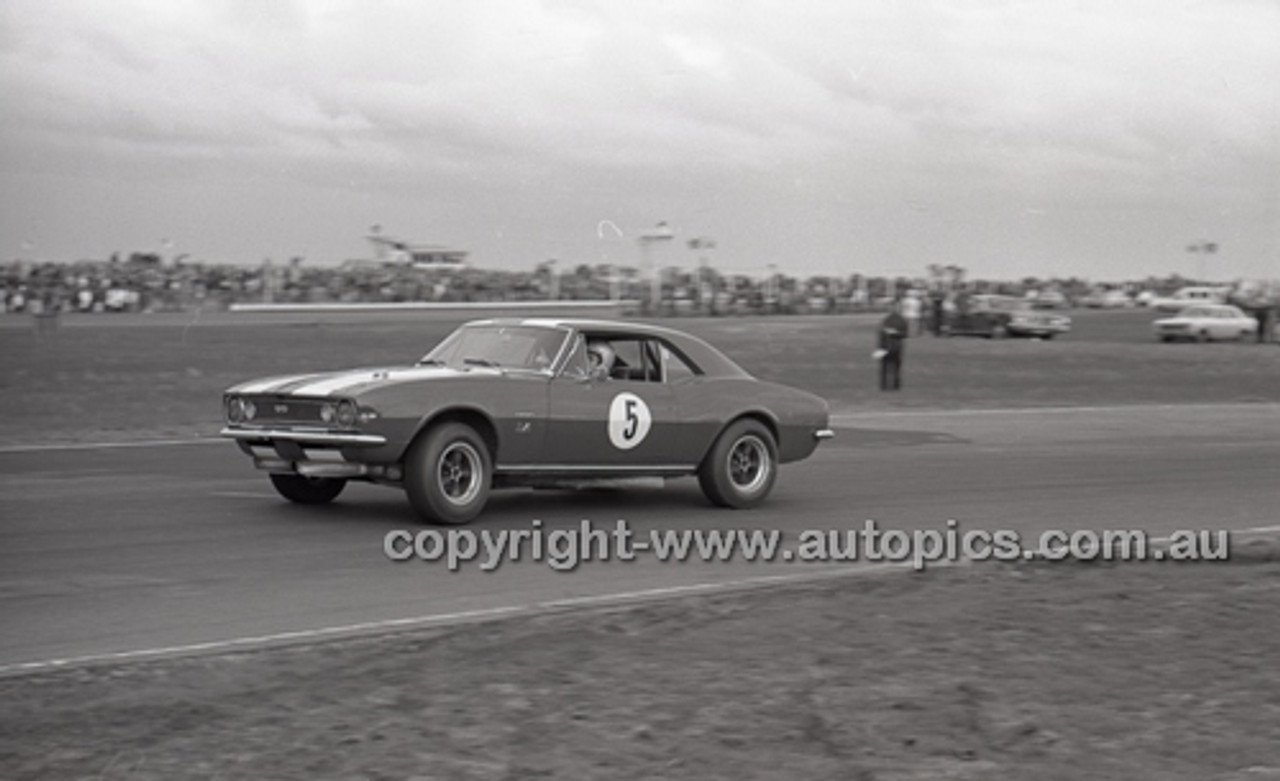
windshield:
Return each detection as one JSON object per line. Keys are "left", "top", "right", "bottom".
{"left": 420, "top": 324, "right": 569, "bottom": 373}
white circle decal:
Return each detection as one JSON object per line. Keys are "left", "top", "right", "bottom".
{"left": 608, "top": 392, "right": 652, "bottom": 450}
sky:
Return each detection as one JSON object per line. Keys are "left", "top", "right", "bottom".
{"left": 1, "top": 0, "right": 1277, "bottom": 282}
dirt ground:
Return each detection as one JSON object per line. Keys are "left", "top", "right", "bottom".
{"left": 2, "top": 544, "right": 1279, "bottom": 780}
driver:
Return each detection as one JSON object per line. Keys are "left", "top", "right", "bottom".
{"left": 586, "top": 340, "right": 616, "bottom": 380}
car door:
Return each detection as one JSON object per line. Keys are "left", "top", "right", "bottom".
{"left": 543, "top": 334, "right": 686, "bottom": 468}
{"left": 1208, "top": 309, "right": 1229, "bottom": 339}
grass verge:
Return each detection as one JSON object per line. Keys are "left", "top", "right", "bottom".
{"left": 2, "top": 309, "right": 1278, "bottom": 446}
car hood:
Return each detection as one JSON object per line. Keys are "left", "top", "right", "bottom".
{"left": 226, "top": 365, "right": 498, "bottom": 397}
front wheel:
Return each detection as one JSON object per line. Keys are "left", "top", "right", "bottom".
{"left": 698, "top": 419, "right": 778, "bottom": 509}
{"left": 404, "top": 423, "right": 492, "bottom": 525}
{"left": 269, "top": 473, "right": 346, "bottom": 505}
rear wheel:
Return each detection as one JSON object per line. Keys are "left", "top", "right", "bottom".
{"left": 698, "top": 419, "right": 778, "bottom": 509}
{"left": 269, "top": 473, "right": 346, "bottom": 505}
{"left": 404, "top": 423, "right": 492, "bottom": 525}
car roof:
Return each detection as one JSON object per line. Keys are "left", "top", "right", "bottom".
{"left": 461, "top": 318, "right": 752, "bottom": 378}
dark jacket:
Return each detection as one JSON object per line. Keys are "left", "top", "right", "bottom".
{"left": 879, "top": 312, "right": 908, "bottom": 354}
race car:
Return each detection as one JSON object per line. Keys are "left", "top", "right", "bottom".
{"left": 221, "top": 318, "right": 834, "bottom": 524}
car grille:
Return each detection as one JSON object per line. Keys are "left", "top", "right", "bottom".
{"left": 244, "top": 395, "right": 328, "bottom": 424}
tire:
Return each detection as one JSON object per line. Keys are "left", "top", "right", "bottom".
{"left": 404, "top": 422, "right": 492, "bottom": 525}
{"left": 698, "top": 419, "right": 778, "bottom": 509}
{"left": 991, "top": 324, "right": 1008, "bottom": 339}
{"left": 1198, "top": 330, "right": 1210, "bottom": 343}
{"left": 269, "top": 473, "right": 346, "bottom": 505}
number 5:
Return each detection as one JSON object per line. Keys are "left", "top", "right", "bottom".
{"left": 623, "top": 398, "right": 638, "bottom": 440}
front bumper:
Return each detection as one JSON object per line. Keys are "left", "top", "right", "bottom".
{"left": 220, "top": 427, "right": 387, "bottom": 446}
{"left": 222, "top": 427, "right": 401, "bottom": 480}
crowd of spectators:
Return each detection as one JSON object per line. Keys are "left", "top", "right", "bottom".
{"left": 0, "top": 252, "right": 1264, "bottom": 318}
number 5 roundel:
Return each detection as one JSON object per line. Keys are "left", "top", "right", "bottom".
{"left": 608, "top": 392, "right": 652, "bottom": 450}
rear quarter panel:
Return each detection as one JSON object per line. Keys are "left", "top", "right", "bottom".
{"left": 673, "top": 377, "right": 829, "bottom": 464}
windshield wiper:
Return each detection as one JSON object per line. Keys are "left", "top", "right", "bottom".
{"left": 417, "top": 358, "right": 445, "bottom": 366}
{"left": 463, "top": 357, "right": 500, "bottom": 368}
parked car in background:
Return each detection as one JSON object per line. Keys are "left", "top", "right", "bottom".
{"left": 1026, "top": 289, "right": 1071, "bottom": 309}
{"left": 947, "top": 295, "right": 1072, "bottom": 339}
{"left": 1152, "top": 304, "right": 1258, "bottom": 342}
{"left": 221, "top": 318, "right": 834, "bottom": 524}
{"left": 1080, "top": 289, "right": 1134, "bottom": 308}
{"left": 1149, "top": 286, "right": 1229, "bottom": 313}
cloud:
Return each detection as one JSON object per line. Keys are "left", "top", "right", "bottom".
{"left": 1, "top": 0, "right": 1276, "bottom": 275}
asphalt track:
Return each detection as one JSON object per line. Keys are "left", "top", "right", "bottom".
{"left": 2, "top": 403, "right": 1277, "bottom": 673}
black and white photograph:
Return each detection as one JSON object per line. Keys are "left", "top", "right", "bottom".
{"left": 2, "top": 1, "right": 1278, "bottom": 778}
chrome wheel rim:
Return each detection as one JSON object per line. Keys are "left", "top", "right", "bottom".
{"left": 728, "top": 435, "right": 770, "bottom": 494}
{"left": 438, "top": 441, "right": 483, "bottom": 506}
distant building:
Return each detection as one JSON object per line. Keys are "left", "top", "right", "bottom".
{"left": 366, "top": 227, "right": 468, "bottom": 268}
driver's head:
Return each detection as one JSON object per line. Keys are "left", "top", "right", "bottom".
{"left": 586, "top": 340, "right": 615, "bottom": 377}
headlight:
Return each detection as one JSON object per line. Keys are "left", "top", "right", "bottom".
{"left": 226, "top": 396, "right": 242, "bottom": 424}
{"left": 335, "top": 399, "right": 358, "bottom": 428}
{"left": 320, "top": 403, "right": 336, "bottom": 423}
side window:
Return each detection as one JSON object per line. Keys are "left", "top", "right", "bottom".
{"left": 559, "top": 335, "right": 590, "bottom": 380}
{"left": 661, "top": 343, "right": 699, "bottom": 383}
{"left": 578, "top": 335, "right": 700, "bottom": 383}
{"left": 609, "top": 339, "right": 644, "bottom": 381}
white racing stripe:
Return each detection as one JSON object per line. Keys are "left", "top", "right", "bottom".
{"left": 235, "top": 374, "right": 322, "bottom": 394}
{"left": 286, "top": 366, "right": 454, "bottom": 397}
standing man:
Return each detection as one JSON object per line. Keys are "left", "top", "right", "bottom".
{"left": 1253, "top": 303, "right": 1272, "bottom": 344}
{"left": 876, "top": 299, "right": 909, "bottom": 391}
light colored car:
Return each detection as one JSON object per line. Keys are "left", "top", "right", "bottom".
{"left": 1152, "top": 304, "right": 1257, "bottom": 343}
{"left": 1026, "top": 289, "right": 1071, "bottom": 309}
{"left": 1150, "top": 286, "right": 1229, "bottom": 313}
{"left": 1080, "top": 289, "right": 1133, "bottom": 308}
